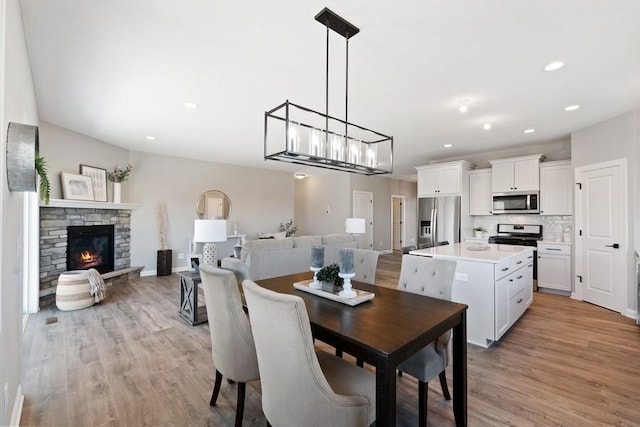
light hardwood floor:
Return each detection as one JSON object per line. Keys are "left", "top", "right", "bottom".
{"left": 21, "top": 252, "right": 640, "bottom": 426}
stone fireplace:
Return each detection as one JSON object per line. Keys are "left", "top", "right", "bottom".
{"left": 39, "top": 206, "right": 132, "bottom": 307}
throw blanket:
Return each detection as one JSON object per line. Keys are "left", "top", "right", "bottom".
{"left": 86, "top": 268, "right": 108, "bottom": 302}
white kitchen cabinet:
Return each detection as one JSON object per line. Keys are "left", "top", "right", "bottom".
{"left": 490, "top": 154, "right": 543, "bottom": 193}
{"left": 469, "top": 169, "right": 492, "bottom": 215}
{"left": 538, "top": 242, "right": 572, "bottom": 292}
{"left": 540, "top": 160, "right": 573, "bottom": 215}
{"left": 494, "top": 275, "right": 511, "bottom": 340}
{"left": 413, "top": 244, "right": 534, "bottom": 347}
{"left": 416, "top": 160, "right": 474, "bottom": 197}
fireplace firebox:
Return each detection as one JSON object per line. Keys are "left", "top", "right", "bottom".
{"left": 67, "top": 225, "right": 115, "bottom": 274}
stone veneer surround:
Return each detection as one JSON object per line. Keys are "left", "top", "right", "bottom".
{"left": 39, "top": 207, "right": 131, "bottom": 307}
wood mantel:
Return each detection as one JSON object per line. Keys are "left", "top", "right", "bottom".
{"left": 40, "top": 198, "right": 140, "bottom": 210}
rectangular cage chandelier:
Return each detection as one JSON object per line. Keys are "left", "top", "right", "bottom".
{"left": 264, "top": 8, "right": 393, "bottom": 176}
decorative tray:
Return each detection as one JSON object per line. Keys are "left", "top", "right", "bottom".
{"left": 293, "top": 280, "right": 375, "bottom": 306}
{"left": 467, "top": 244, "right": 490, "bottom": 251}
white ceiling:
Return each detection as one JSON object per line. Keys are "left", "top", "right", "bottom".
{"left": 19, "top": 0, "right": 640, "bottom": 180}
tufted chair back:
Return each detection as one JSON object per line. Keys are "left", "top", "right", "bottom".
{"left": 397, "top": 255, "right": 457, "bottom": 350}
{"left": 397, "top": 255, "right": 457, "bottom": 425}
{"left": 352, "top": 249, "right": 379, "bottom": 285}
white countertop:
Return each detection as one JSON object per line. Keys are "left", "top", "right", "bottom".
{"left": 409, "top": 242, "right": 534, "bottom": 264}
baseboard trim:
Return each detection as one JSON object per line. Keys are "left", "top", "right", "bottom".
{"left": 141, "top": 266, "right": 188, "bottom": 277}
{"left": 10, "top": 384, "right": 23, "bottom": 427}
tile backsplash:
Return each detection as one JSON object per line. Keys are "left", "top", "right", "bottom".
{"left": 472, "top": 214, "right": 573, "bottom": 242}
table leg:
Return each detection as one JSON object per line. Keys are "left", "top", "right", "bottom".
{"left": 375, "top": 362, "right": 396, "bottom": 426}
{"left": 452, "top": 310, "right": 467, "bottom": 427}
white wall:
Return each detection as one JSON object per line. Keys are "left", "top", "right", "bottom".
{"left": 571, "top": 110, "right": 639, "bottom": 317}
{"left": 294, "top": 173, "right": 350, "bottom": 236}
{"left": 1, "top": 0, "right": 39, "bottom": 423}
{"left": 293, "top": 172, "right": 417, "bottom": 251}
{"left": 38, "top": 121, "right": 129, "bottom": 200}
{"left": 128, "top": 151, "right": 294, "bottom": 274}
{"left": 38, "top": 124, "right": 296, "bottom": 275}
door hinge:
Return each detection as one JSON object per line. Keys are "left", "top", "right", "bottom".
{"left": 576, "top": 275, "right": 583, "bottom": 283}
{"left": 576, "top": 182, "right": 582, "bottom": 189}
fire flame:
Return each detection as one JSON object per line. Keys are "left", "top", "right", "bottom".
{"left": 80, "top": 250, "right": 97, "bottom": 263}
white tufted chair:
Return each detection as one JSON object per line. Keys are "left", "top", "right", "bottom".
{"left": 200, "top": 264, "right": 260, "bottom": 427}
{"left": 242, "top": 280, "right": 376, "bottom": 427}
{"left": 352, "top": 249, "right": 379, "bottom": 285}
{"left": 396, "top": 254, "right": 457, "bottom": 427}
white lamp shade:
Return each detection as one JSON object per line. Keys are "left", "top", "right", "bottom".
{"left": 345, "top": 218, "right": 366, "bottom": 234}
{"left": 193, "top": 219, "right": 228, "bottom": 243}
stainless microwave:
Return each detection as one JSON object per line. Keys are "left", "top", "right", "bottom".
{"left": 492, "top": 191, "right": 539, "bottom": 214}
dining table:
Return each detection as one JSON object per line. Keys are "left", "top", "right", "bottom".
{"left": 255, "top": 272, "right": 468, "bottom": 427}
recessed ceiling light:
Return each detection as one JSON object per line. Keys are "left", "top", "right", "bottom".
{"left": 523, "top": 129, "right": 535, "bottom": 134}
{"left": 457, "top": 98, "right": 470, "bottom": 113}
{"left": 483, "top": 123, "right": 491, "bottom": 130}
{"left": 294, "top": 173, "right": 306, "bottom": 180}
{"left": 443, "top": 144, "right": 453, "bottom": 148}
{"left": 184, "top": 102, "right": 199, "bottom": 109}
{"left": 564, "top": 104, "right": 580, "bottom": 111}
{"left": 145, "top": 136, "right": 156, "bottom": 140}
{"left": 543, "top": 61, "right": 565, "bottom": 72}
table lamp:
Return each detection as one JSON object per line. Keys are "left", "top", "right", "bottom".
{"left": 345, "top": 218, "right": 366, "bottom": 248}
{"left": 193, "top": 219, "right": 228, "bottom": 266}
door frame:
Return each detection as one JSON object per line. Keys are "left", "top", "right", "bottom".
{"left": 574, "top": 158, "right": 630, "bottom": 316}
{"left": 390, "top": 195, "right": 406, "bottom": 251}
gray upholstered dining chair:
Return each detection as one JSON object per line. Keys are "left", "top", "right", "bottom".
{"left": 396, "top": 254, "right": 457, "bottom": 427}
{"left": 199, "top": 264, "right": 260, "bottom": 427}
{"left": 242, "top": 280, "right": 376, "bottom": 427}
{"left": 352, "top": 248, "right": 379, "bottom": 285}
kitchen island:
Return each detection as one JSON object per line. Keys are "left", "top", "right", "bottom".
{"left": 410, "top": 243, "right": 535, "bottom": 347}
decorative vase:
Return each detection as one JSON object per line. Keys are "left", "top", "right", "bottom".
{"left": 157, "top": 249, "right": 172, "bottom": 276}
{"left": 474, "top": 231, "right": 483, "bottom": 238}
{"left": 113, "top": 182, "right": 122, "bottom": 203}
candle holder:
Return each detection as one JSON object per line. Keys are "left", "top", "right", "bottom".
{"left": 338, "top": 272, "right": 356, "bottom": 298}
{"left": 310, "top": 266, "right": 322, "bottom": 289}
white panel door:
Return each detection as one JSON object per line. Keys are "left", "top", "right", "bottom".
{"left": 353, "top": 191, "right": 373, "bottom": 249}
{"left": 513, "top": 158, "right": 539, "bottom": 191}
{"left": 491, "top": 162, "right": 514, "bottom": 192}
{"left": 578, "top": 162, "right": 624, "bottom": 312}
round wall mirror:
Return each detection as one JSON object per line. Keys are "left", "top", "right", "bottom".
{"left": 196, "top": 190, "right": 232, "bottom": 219}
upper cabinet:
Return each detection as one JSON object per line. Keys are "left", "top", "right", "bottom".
{"left": 540, "top": 160, "right": 573, "bottom": 215}
{"left": 416, "top": 160, "right": 474, "bottom": 197}
{"left": 490, "top": 154, "right": 543, "bottom": 193}
{"left": 469, "top": 169, "right": 492, "bottom": 215}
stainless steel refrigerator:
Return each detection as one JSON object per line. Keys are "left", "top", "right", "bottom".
{"left": 418, "top": 196, "right": 461, "bottom": 247}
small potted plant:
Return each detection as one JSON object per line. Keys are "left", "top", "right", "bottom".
{"left": 279, "top": 218, "right": 298, "bottom": 237}
{"left": 107, "top": 164, "right": 132, "bottom": 203}
{"left": 473, "top": 226, "right": 487, "bottom": 238}
{"left": 316, "top": 263, "right": 343, "bottom": 287}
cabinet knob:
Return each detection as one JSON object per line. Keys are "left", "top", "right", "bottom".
{"left": 517, "top": 298, "right": 523, "bottom": 304}
{"left": 517, "top": 275, "right": 523, "bottom": 280}
{"left": 501, "top": 267, "right": 509, "bottom": 272}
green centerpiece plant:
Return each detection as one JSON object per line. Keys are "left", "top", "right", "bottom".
{"left": 316, "top": 263, "right": 343, "bottom": 287}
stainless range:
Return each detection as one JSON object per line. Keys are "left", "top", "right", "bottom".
{"left": 488, "top": 224, "right": 542, "bottom": 284}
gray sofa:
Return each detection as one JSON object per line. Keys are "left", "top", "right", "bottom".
{"left": 221, "top": 234, "right": 356, "bottom": 282}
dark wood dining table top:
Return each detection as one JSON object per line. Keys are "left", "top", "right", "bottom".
{"left": 256, "top": 271, "right": 467, "bottom": 371}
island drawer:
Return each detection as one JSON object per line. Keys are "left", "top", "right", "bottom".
{"left": 538, "top": 243, "right": 571, "bottom": 255}
{"left": 509, "top": 270, "right": 528, "bottom": 298}
{"left": 494, "top": 258, "right": 512, "bottom": 280}
{"left": 510, "top": 288, "right": 528, "bottom": 325}
{"left": 511, "top": 250, "right": 534, "bottom": 270}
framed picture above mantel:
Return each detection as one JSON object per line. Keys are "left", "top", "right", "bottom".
{"left": 80, "top": 164, "right": 107, "bottom": 202}
{"left": 60, "top": 172, "right": 95, "bottom": 201}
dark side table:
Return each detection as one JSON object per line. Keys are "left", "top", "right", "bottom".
{"left": 178, "top": 271, "right": 208, "bottom": 325}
